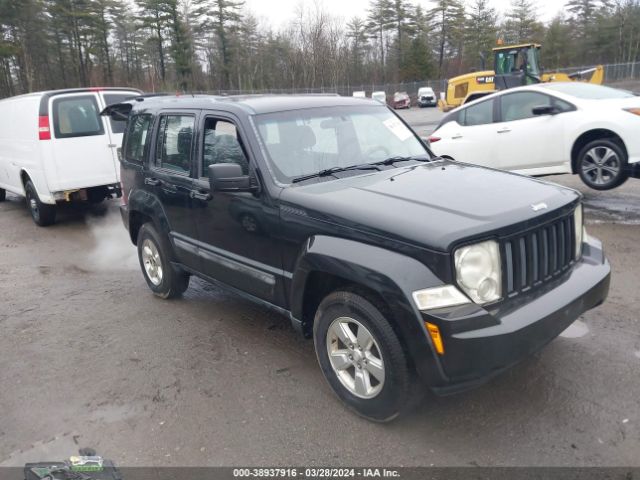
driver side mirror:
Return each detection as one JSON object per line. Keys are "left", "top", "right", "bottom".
{"left": 532, "top": 105, "right": 559, "bottom": 116}
{"left": 208, "top": 163, "right": 257, "bottom": 193}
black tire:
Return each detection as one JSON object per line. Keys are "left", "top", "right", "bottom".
{"left": 137, "top": 223, "right": 190, "bottom": 299}
{"left": 0, "top": 188, "right": 5, "bottom": 202}
{"left": 313, "top": 290, "right": 422, "bottom": 422}
{"left": 577, "top": 139, "right": 629, "bottom": 190}
{"left": 25, "top": 180, "right": 56, "bottom": 226}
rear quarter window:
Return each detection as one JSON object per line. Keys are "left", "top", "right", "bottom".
{"left": 123, "top": 114, "right": 153, "bottom": 163}
{"left": 52, "top": 95, "right": 104, "bottom": 139}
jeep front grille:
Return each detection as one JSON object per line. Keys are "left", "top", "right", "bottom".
{"left": 502, "top": 214, "right": 576, "bottom": 296}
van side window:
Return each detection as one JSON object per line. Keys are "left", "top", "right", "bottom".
{"left": 103, "top": 93, "right": 136, "bottom": 134}
{"left": 124, "top": 114, "right": 153, "bottom": 163}
{"left": 155, "top": 115, "right": 194, "bottom": 175}
{"left": 52, "top": 95, "right": 104, "bottom": 138}
{"left": 202, "top": 118, "right": 248, "bottom": 177}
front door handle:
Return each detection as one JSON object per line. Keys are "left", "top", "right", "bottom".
{"left": 190, "top": 190, "right": 212, "bottom": 201}
{"left": 144, "top": 177, "right": 161, "bottom": 186}
{"left": 497, "top": 128, "right": 511, "bottom": 134}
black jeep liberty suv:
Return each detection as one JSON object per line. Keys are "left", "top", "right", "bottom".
{"left": 105, "top": 94, "right": 610, "bottom": 421}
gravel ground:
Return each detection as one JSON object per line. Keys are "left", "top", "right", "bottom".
{"left": 0, "top": 109, "right": 639, "bottom": 467}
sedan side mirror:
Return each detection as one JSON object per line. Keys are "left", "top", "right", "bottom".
{"left": 208, "top": 163, "right": 256, "bottom": 193}
{"left": 532, "top": 105, "right": 559, "bottom": 116}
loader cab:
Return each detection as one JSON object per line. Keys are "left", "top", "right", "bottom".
{"left": 493, "top": 43, "right": 542, "bottom": 90}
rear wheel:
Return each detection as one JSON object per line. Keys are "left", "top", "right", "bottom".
{"left": 137, "top": 223, "right": 189, "bottom": 299}
{"left": 0, "top": 188, "right": 5, "bottom": 202}
{"left": 577, "top": 139, "right": 628, "bottom": 190}
{"left": 25, "top": 180, "right": 56, "bottom": 226}
{"left": 313, "top": 290, "right": 422, "bottom": 422}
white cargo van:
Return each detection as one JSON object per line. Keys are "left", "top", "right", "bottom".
{"left": 0, "top": 87, "right": 142, "bottom": 225}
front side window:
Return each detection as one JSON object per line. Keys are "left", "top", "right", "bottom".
{"left": 202, "top": 118, "right": 249, "bottom": 176}
{"left": 52, "top": 95, "right": 104, "bottom": 138}
{"left": 461, "top": 99, "right": 494, "bottom": 126}
{"left": 124, "top": 114, "right": 153, "bottom": 163}
{"left": 501, "top": 92, "right": 552, "bottom": 122}
{"left": 155, "top": 115, "right": 194, "bottom": 174}
{"left": 254, "top": 106, "right": 429, "bottom": 183}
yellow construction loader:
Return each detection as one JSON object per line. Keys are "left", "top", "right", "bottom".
{"left": 437, "top": 43, "right": 605, "bottom": 112}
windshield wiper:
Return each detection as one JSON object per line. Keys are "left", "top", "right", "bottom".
{"left": 291, "top": 164, "right": 381, "bottom": 183}
{"left": 370, "top": 155, "right": 431, "bottom": 166}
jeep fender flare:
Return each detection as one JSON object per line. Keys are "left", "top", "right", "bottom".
{"left": 126, "top": 188, "right": 172, "bottom": 243}
{"left": 290, "top": 235, "right": 449, "bottom": 385}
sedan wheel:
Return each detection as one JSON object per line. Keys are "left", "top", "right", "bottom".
{"left": 578, "top": 139, "right": 628, "bottom": 190}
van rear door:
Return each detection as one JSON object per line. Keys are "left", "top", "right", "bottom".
{"left": 100, "top": 91, "right": 140, "bottom": 167}
{"left": 48, "top": 92, "right": 118, "bottom": 192}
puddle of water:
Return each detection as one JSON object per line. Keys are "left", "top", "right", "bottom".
{"left": 560, "top": 319, "right": 590, "bottom": 339}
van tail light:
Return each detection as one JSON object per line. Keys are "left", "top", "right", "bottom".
{"left": 38, "top": 116, "right": 51, "bottom": 140}
{"left": 428, "top": 136, "right": 441, "bottom": 143}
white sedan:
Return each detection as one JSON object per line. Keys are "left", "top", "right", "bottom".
{"left": 429, "top": 82, "right": 640, "bottom": 190}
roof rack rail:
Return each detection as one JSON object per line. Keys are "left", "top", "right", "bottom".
{"left": 133, "top": 93, "right": 171, "bottom": 102}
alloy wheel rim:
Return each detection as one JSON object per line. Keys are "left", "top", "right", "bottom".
{"left": 141, "top": 239, "right": 163, "bottom": 286}
{"left": 326, "top": 316, "right": 385, "bottom": 399}
{"left": 582, "top": 146, "right": 620, "bottom": 186}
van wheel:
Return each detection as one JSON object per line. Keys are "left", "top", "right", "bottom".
{"left": 0, "top": 188, "right": 5, "bottom": 202}
{"left": 577, "top": 139, "right": 629, "bottom": 190}
{"left": 313, "top": 290, "right": 421, "bottom": 422}
{"left": 137, "top": 223, "right": 189, "bottom": 299}
{"left": 25, "top": 180, "right": 56, "bottom": 226}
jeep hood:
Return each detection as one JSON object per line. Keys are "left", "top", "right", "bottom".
{"left": 280, "top": 160, "right": 580, "bottom": 252}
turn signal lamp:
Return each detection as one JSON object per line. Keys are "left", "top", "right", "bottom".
{"left": 426, "top": 322, "right": 444, "bottom": 355}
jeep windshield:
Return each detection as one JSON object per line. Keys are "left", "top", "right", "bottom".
{"left": 254, "top": 105, "right": 431, "bottom": 184}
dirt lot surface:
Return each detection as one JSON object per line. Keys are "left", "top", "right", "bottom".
{"left": 1, "top": 111, "right": 639, "bottom": 467}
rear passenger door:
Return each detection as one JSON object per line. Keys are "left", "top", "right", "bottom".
{"left": 147, "top": 110, "right": 200, "bottom": 270}
{"left": 447, "top": 98, "right": 498, "bottom": 168}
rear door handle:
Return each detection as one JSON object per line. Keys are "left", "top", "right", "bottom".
{"left": 497, "top": 128, "right": 511, "bottom": 134}
{"left": 190, "top": 190, "right": 212, "bottom": 201}
{"left": 452, "top": 134, "right": 463, "bottom": 140}
{"left": 144, "top": 177, "right": 161, "bottom": 186}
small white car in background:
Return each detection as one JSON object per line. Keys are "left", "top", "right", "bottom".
{"left": 371, "top": 91, "right": 387, "bottom": 104}
{"left": 352, "top": 91, "right": 366, "bottom": 98}
{"left": 0, "top": 87, "right": 141, "bottom": 225}
{"left": 429, "top": 83, "right": 640, "bottom": 190}
{"left": 417, "top": 87, "right": 437, "bottom": 107}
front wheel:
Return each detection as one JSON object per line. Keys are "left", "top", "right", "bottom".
{"left": 313, "top": 290, "right": 421, "bottom": 422}
{"left": 25, "top": 180, "right": 56, "bottom": 226}
{"left": 577, "top": 139, "right": 629, "bottom": 190}
{"left": 137, "top": 223, "right": 190, "bottom": 299}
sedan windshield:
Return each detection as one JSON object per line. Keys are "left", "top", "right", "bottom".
{"left": 542, "top": 83, "right": 635, "bottom": 99}
{"left": 254, "top": 106, "right": 430, "bottom": 184}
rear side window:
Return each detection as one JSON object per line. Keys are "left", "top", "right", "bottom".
{"left": 461, "top": 99, "right": 494, "bottom": 126}
{"left": 500, "top": 92, "right": 552, "bottom": 122}
{"left": 52, "top": 95, "right": 104, "bottom": 138}
{"left": 124, "top": 114, "right": 153, "bottom": 163}
{"left": 155, "top": 115, "right": 194, "bottom": 174}
{"left": 103, "top": 93, "right": 137, "bottom": 134}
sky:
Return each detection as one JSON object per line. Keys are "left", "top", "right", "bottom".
{"left": 243, "top": 0, "right": 565, "bottom": 29}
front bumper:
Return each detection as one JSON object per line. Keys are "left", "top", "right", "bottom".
{"left": 419, "top": 235, "right": 610, "bottom": 395}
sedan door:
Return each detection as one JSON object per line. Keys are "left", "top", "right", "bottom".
{"left": 432, "top": 97, "right": 498, "bottom": 168}
{"left": 494, "top": 91, "right": 572, "bottom": 173}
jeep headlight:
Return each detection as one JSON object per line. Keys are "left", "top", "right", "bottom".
{"left": 454, "top": 240, "right": 502, "bottom": 304}
{"left": 574, "top": 204, "right": 583, "bottom": 260}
